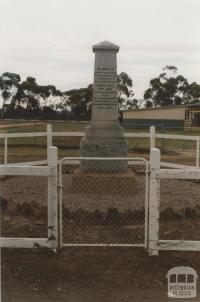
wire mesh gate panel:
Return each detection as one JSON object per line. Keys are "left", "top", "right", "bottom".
{"left": 0, "top": 175, "right": 48, "bottom": 239}
{"left": 0, "top": 147, "right": 58, "bottom": 249}
{"left": 159, "top": 178, "right": 200, "bottom": 242}
{"left": 58, "top": 157, "right": 149, "bottom": 247}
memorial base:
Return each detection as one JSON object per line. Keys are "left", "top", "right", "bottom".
{"left": 70, "top": 168, "right": 136, "bottom": 195}
{"left": 80, "top": 124, "right": 128, "bottom": 172}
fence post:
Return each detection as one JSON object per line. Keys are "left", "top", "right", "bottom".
{"left": 196, "top": 137, "right": 199, "bottom": 168}
{"left": 58, "top": 161, "right": 63, "bottom": 251}
{"left": 150, "top": 126, "right": 156, "bottom": 149}
{"left": 47, "top": 124, "right": 52, "bottom": 148}
{"left": 4, "top": 133, "right": 8, "bottom": 165}
{"left": 47, "top": 146, "right": 58, "bottom": 250}
{"left": 148, "top": 148, "right": 160, "bottom": 256}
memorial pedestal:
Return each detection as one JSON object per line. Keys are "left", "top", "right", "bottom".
{"left": 80, "top": 123, "right": 128, "bottom": 171}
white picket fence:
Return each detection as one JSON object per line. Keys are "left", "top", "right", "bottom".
{"left": 0, "top": 125, "right": 199, "bottom": 167}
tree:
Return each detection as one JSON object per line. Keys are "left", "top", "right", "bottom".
{"left": 0, "top": 72, "right": 21, "bottom": 118}
{"left": 189, "top": 82, "right": 200, "bottom": 103}
{"left": 0, "top": 72, "right": 64, "bottom": 119}
{"left": 64, "top": 84, "right": 92, "bottom": 121}
{"left": 144, "top": 66, "right": 191, "bottom": 107}
{"left": 20, "top": 77, "right": 62, "bottom": 111}
{"left": 145, "top": 100, "right": 153, "bottom": 108}
{"left": 126, "top": 98, "right": 139, "bottom": 110}
{"left": 117, "top": 72, "right": 133, "bottom": 110}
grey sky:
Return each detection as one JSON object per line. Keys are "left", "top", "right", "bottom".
{"left": 0, "top": 0, "right": 200, "bottom": 98}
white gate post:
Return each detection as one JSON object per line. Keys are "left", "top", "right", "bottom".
{"left": 4, "top": 133, "right": 8, "bottom": 165}
{"left": 196, "top": 137, "right": 199, "bottom": 168}
{"left": 148, "top": 148, "right": 160, "bottom": 256}
{"left": 58, "top": 161, "right": 63, "bottom": 250}
{"left": 150, "top": 126, "right": 156, "bottom": 149}
{"left": 47, "top": 124, "right": 52, "bottom": 148}
{"left": 47, "top": 146, "right": 58, "bottom": 250}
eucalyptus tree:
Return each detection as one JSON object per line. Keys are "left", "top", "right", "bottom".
{"left": 144, "top": 66, "right": 191, "bottom": 107}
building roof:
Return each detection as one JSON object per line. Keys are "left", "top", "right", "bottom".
{"left": 123, "top": 105, "right": 187, "bottom": 112}
{"left": 124, "top": 103, "right": 200, "bottom": 112}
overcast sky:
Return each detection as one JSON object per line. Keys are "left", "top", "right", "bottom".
{"left": 0, "top": 0, "right": 200, "bottom": 98}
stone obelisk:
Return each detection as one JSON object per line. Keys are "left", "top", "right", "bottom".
{"left": 80, "top": 41, "right": 128, "bottom": 172}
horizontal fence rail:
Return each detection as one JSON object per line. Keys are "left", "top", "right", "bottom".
{"left": 0, "top": 125, "right": 200, "bottom": 167}
{"left": 0, "top": 165, "right": 55, "bottom": 176}
{"left": 152, "top": 168, "right": 200, "bottom": 179}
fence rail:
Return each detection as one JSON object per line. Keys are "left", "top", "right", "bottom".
{"left": 1, "top": 141, "right": 199, "bottom": 254}
{"left": 148, "top": 148, "right": 200, "bottom": 255}
{"left": 1, "top": 125, "right": 200, "bottom": 167}
{"left": 0, "top": 146, "right": 58, "bottom": 250}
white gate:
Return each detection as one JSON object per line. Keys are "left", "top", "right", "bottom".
{"left": 58, "top": 157, "right": 149, "bottom": 248}
{"left": 148, "top": 148, "right": 200, "bottom": 255}
{"left": 0, "top": 147, "right": 58, "bottom": 249}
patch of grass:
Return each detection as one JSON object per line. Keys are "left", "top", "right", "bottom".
{"left": 0, "top": 121, "right": 88, "bottom": 133}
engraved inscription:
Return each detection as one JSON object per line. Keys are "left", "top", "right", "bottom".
{"left": 93, "top": 66, "right": 117, "bottom": 110}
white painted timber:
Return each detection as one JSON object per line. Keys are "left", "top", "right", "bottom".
{"left": 7, "top": 160, "right": 47, "bottom": 166}
{"left": 0, "top": 132, "right": 46, "bottom": 138}
{"left": 58, "top": 161, "right": 63, "bottom": 250}
{"left": 150, "top": 126, "right": 156, "bottom": 148}
{"left": 0, "top": 165, "right": 55, "bottom": 176}
{"left": 60, "top": 157, "right": 148, "bottom": 167}
{"left": 152, "top": 168, "right": 200, "bottom": 179}
{"left": 0, "top": 130, "right": 198, "bottom": 141}
{"left": 148, "top": 148, "right": 160, "bottom": 256}
{"left": 47, "top": 124, "right": 52, "bottom": 147}
{"left": 158, "top": 240, "right": 200, "bottom": 251}
{"left": 196, "top": 137, "right": 200, "bottom": 167}
{"left": 160, "top": 162, "right": 196, "bottom": 169}
{"left": 4, "top": 134, "right": 7, "bottom": 165}
{"left": 0, "top": 238, "right": 49, "bottom": 248}
{"left": 62, "top": 243, "right": 145, "bottom": 247}
{"left": 145, "top": 162, "right": 150, "bottom": 249}
{"left": 52, "top": 131, "right": 84, "bottom": 137}
{"left": 156, "top": 134, "right": 198, "bottom": 141}
{"left": 47, "top": 146, "right": 58, "bottom": 249}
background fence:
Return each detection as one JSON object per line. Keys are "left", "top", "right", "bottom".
{"left": 0, "top": 124, "right": 200, "bottom": 167}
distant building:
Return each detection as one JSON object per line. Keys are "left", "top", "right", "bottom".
{"left": 123, "top": 103, "right": 200, "bottom": 129}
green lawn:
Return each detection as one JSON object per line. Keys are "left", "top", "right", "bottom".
{"left": 0, "top": 121, "right": 88, "bottom": 133}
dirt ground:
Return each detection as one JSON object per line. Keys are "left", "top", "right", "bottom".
{"left": 1, "top": 168, "right": 200, "bottom": 302}
{"left": 1, "top": 247, "right": 200, "bottom": 302}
